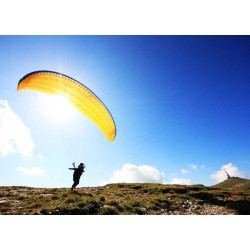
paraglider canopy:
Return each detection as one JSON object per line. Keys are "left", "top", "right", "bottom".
{"left": 17, "top": 70, "right": 116, "bottom": 142}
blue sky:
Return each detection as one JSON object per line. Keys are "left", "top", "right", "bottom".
{"left": 0, "top": 35, "right": 249, "bottom": 187}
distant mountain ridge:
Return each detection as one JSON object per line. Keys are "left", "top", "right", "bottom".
{"left": 213, "top": 177, "right": 250, "bottom": 190}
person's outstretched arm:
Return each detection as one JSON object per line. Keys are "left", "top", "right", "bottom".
{"left": 69, "top": 168, "right": 75, "bottom": 170}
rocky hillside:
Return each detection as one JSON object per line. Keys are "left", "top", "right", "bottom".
{"left": 212, "top": 177, "right": 250, "bottom": 190}
{"left": 0, "top": 183, "right": 249, "bottom": 215}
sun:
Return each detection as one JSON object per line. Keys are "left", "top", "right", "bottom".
{"left": 40, "top": 94, "right": 77, "bottom": 124}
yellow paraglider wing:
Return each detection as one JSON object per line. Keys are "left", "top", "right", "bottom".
{"left": 17, "top": 71, "right": 116, "bottom": 142}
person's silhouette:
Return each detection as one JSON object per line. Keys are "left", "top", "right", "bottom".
{"left": 69, "top": 163, "right": 85, "bottom": 191}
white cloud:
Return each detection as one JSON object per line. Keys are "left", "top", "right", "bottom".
{"left": 181, "top": 169, "right": 189, "bottom": 174}
{"left": 188, "top": 164, "right": 198, "bottom": 170}
{"left": 38, "top": 154, "right": 43, "bottom": 159}
{"left": 109, "top": 163, "right": 166, "bottom": 184}
{"left": 101, "top": 181, "right": 107, "bottom": 186}
{"left": 170, "top": 178, "right": 191, "bottom": 185}
{"left": 0, "top": 99, "right": 34, "bottom": 157}
{"left": 210, "top": 163, "right": 246, "bottom": 183}
{"left": 17, "top": 166, "right": 46, "bottom": 176}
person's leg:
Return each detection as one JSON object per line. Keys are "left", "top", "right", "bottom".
{"left": 71, "top": 183, "right": 75, "bottom": 191}
{"left": 71, "top": 181, "right": 77, "bottom": 191}
{"left": 74, "top": 179, "right": 79, "bottom": 189}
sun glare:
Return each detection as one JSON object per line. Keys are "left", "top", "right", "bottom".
{"left": 41, "top": 95, "right": 77, "bottom": 124}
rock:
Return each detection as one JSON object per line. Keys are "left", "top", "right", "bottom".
{"left": 0, "top": 200, "right": 9, "bottom": 205}
{"left": 41, "top": 194, "right": 53, "bottom": 197}
{"left": 196, "top": 200, "right": 204, "bottom": 205}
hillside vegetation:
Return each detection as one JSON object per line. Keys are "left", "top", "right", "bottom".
{"left": 213, "top": 177, "right": 250, "bottom": 190}
{"left": 0, "top": 183, "right": 249, "bottom": 215}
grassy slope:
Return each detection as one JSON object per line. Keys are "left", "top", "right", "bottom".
{"left": 0, "top": 183, "right": 249, "bottom": 215}
{"left": 213, "top": 177, "right": 250, "bottom": 190}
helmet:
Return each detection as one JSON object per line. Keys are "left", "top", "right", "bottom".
{"left": 79, "top": 163, "right": 85, "bottom": 169}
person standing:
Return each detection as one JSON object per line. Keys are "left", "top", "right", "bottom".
{"left": 69, "top": 163, "right": 85, "bottom": 191}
